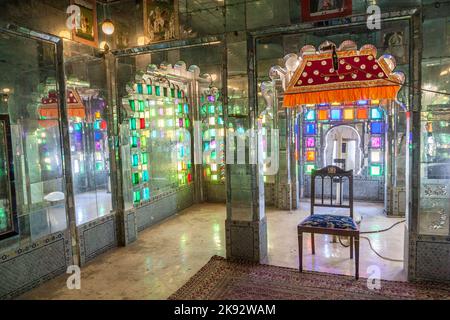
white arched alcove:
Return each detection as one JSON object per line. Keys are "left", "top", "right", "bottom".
{"left": 323, "top": 125, "right": 364, "bottom": 175}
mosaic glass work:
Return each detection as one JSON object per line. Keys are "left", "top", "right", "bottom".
{"left": 201, "top": 89, "right": 225, "bottom": 183}
{"left": 301, "top": 100, "right": 385, "bottom": 176}
{"left": 124, "top": 80, "right": 192, "bottom": 207}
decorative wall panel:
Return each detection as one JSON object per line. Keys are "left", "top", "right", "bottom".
{"left": 136, "top": 185, "right": 194, "bottom": 232}
{"left": 78, "top": 215, "right": 117, "bottom": 266}
{"left": 416, "top": 241, "right": 450, "bottom": 282}
{"left": 0, "top": 231, "right": 72, "bottom": 299}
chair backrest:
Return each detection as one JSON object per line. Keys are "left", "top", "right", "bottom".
{"left": 310, "top": 165, "right": 354, "bottom": 218}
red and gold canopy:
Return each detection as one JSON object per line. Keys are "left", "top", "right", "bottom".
{"left": 38, "top": 89, "right": 86, "bottom": 119}
{"left": 283, "top": 42, "right": 405, "bottom": 107}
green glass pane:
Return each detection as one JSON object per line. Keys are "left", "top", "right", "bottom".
{"left": 143, "top": 188, "right": 150, "bottom": 201}
{"left": 95, "top": 162, "right": 103, "bottom": 171}
{"left": 155, "top": 86, "right": 161, "bottom": 96}
{"left": 132, "top": 154, "right": 139, "bottom": 167}
{"left": 132, "top": 172, "right": 140, "bottom": 185}
{"left": 138, "top": 100, "right": 145, "bottom": 112}
{"left": 170, "top": 88, "right": 175, "bottom": 98}
{"left": 133, "top": 190, "right": 141, "bottom": 204}
{"left": 131, "top": 136, "right": 138, "bottom": 148}
{"left": 147, "top": 85, "right": 153, "bottom": 95}
{"left": 163, "top": 87, "right": 168, "bottom": 97}
{"left": 142, "top": 170, "right": 149, "bottom": 182}
{"left": 130, "top": 118, "right": 136, "bottom": 131}
{"left": 137, "top": 83, "right": 143, "bottom": 94}
{"left": 142, "top": 153, "right": 148, "bottom": 164}
{"left": 129, "top": 100, "right": 136, "bottom": 111}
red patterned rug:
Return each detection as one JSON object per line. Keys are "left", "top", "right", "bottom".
{"left": 169, "top": 256, "right": 450, "bottom": 300}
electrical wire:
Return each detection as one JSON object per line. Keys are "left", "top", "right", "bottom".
{"left": 338, "top": 218, "right": 406, "bottom": 263}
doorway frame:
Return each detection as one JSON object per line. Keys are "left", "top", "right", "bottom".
{"left": 246, "top": 9, "right": 422, "bottom": 280}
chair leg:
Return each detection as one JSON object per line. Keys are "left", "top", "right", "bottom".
{"left": 298, "top": 231, "right": 303, "bottom": 272}
{"left": 355, "top": 236, "right": 360, "bottom": 280}
{"left": 311, "top": 233, "right": 315, "bottom": 255}
{"left": 350, "top": 236, "right": 354, "bottom": 259}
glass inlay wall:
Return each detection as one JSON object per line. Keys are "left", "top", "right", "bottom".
{"left": 122, "top": 70, "right": 192, "bottom": 208}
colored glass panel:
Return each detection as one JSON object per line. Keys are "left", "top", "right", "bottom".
{"left": 140, "top": 118, "right": 146, "bottom": 129}
{"left": 142, "top": 170, "right": 149, "bottom": 182}
{"left": 133, "top": 190, "right": 141, "bottom": 204}
{"left": 155, "top": 86, "right": 161, "bottom": 96}
{"left": 370, "top": 165, "right": 383, "bottom": 177}
{"left": 305, "top": 137, "right": 315, "bottom": 148}
{"left": 137, "top": 83, "right": 143, "bottom": 94}
{"left": 371, "top": 122, "right": 384, "bottom": 134}
{"left": 143, "top": 188, "right": 150, "bottom": 201}
{"left": 305, "top": 164, "right": 316, "bottom": 174}
{"left": 306, "top": 151, "right": 316, "bottom": 162}
{"left": 142, "top": 153, "right": 148, "bottom": 164}
{"left": 305, "top": 123, "right": 316, "bottom": 135}
{"left": 371, "top": 136, "right": 382, "bottom": 148}
{"left": 305, "top": 109, "right": 316, "bottom": 121}
{"left": 147, "top": 85, "right": 153, "bottom": 95}
{"left": 330, "top": 109, "right": 342, "bottom": 121}
{"left": 371, "top": 108, "right": 383, "bottom": 120}
{"left": 357, "top": 100, "right": 369, "bottom": 106}
{"left": 318, "top": 109, "right": 328, "bottom": 121}
{"left": 356, "top": 108, "right": 368, "bottom": 119}
{"left": 132, "top": 154, "right": 139, "bottom": 167}
{"left": 343, "top": 108, "right": 354, "bottom": 120}
{"left": 138, "top": 100, "right": 145, "bottom": 112}
{"left": 130, "top": 118, "right": 137, "bottom": 130}
{"left": 132, "top": 172, "right": 140, "bottom": 185}
{"left": 371, "top": 150, "right": 382, "bottom": 163}
{"left": 129, "top": 100, "right": 135, "bottom": 111}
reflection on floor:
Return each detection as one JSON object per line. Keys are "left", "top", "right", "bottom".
{"left": 74, "top": 190, "right": 112, "bottom": 225}
{"left": 20, "top": 201, "right": 405, "bottom": 300}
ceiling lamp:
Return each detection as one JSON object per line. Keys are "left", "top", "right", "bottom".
{"left": 102, "top": 19, "right": 115, "bottom": 35}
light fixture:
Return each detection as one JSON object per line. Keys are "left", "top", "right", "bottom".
{"left": 101, "top": 19, "right": 115, "bottom": 35}
{"left": 58, "top": 30, "right": 71, "bottom": 39}
{"left": 137, "top": 36, "right": 148, "bottom": 46}
{"left": 99, "top": 41, "right": 110, "bottom": 52}
{"left": 2, "top": 88, "right": 11, "bottom": 102}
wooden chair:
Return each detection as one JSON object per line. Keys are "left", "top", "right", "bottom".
{"left": 298, "top": 165, "right": 360, "bottom": 279}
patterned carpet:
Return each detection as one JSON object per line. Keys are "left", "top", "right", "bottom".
{"left": 169, "top": 256, "right": 450, "bottom": 300}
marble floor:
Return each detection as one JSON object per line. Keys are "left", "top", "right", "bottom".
{"left": 20, "top": 201, "right": 406, "bottom": 300}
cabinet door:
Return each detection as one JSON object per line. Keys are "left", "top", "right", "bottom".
{"left": 0, "top": 115, "right": 17, "bottom": 240}
{"left": 419, "top": 107, "right": 450, "bottom": 236}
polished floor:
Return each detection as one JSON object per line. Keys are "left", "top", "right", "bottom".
{"left": 20, "top": 202, "right": 406, "bottom": 300}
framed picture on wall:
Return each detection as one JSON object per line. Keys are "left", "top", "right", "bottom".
{"left": 301, "top": 0, "right": 352, "bottom": 23}
{"left": 143, "top": 0, "right": 179, "bottom": 44}
{"left": 381, "top": 29, "right": 408, "bottom": 65}
{"left": 71, "top": 0, "right": 98, "bottom": 47}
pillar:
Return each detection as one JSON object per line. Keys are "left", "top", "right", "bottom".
{"left": 225, "top": 35, "right": 267, "bottom": 262}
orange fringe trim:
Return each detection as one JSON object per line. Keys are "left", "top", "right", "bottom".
{"left": 283, "top": 86, "right": 400, "bottom": 107}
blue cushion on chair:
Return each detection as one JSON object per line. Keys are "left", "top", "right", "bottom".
{"left": 299, "top": 215, "right": 358, "bottom": 230}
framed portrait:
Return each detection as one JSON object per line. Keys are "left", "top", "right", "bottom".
{"left": 71, "top": 0, "right": 98, "bottom": 47}
{"left": 143, "top": 0, "right": 179, "bottom": 44}
{"left": 381, "top": 29, "right": 408, "bottom": 65}
{"left": 302, "top": 0, "right": 352, "bottom": 23}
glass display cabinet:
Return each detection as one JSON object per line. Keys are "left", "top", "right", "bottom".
{"left": 419, "top": 104, "right": 450, "bottom": 236}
